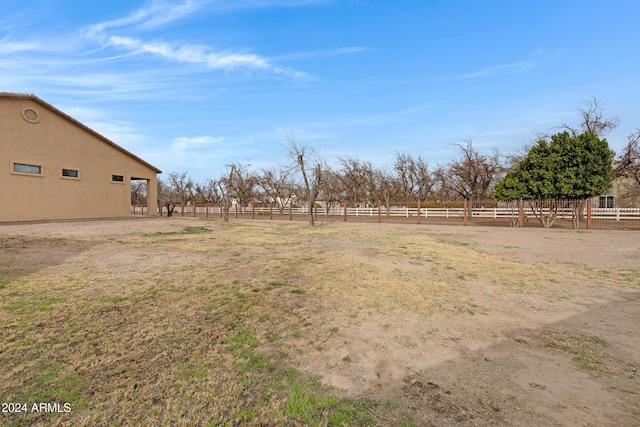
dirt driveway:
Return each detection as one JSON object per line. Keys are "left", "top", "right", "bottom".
{"left": 1, "top": 218, "right": 638, "bottom": 426}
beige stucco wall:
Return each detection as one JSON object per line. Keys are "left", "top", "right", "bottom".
{"left": 0, "top": 97, "right": 159, "bottom": 222}
{"left": 610, "top": 176, "right": 639, "bottom": 208}
{"left": 590, "top": 176, "right": 640, "bottom": 208}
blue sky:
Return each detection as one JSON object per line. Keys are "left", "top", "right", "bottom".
{"left": 3, "top": 0, "right": 640, "bottom": 181}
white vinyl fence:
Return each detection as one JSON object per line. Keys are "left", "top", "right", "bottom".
{"left": 133, "top": 204, "right": 640, "bottom": 222}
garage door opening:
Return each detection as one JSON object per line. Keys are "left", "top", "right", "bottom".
{"left": 131, "top": 178, "right": 151, "bottom": 216}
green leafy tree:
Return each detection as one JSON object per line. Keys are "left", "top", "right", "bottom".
{"left": 494, "top": 131, "right": 614, "bottom": 228}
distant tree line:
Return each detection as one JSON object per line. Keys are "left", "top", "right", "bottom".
{"left": 139, "top": 98, "right": 640, "bottom": 227}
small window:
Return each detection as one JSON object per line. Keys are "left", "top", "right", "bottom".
{"left": 13, "top": 162, "right": 42, "bottom": 175}
{"left": 599, "top": 196, "right": 614, "bottom": 208}
{"left": 62, "top": 169, "right": 79, "bottom": 178}
{"left": 112, "top": 174, "right": 124, "bottom": 182}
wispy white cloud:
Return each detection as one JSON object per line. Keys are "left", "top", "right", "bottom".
{"left": 462, "top": 61, "right": 534, "bottom": 79}
{"left": 85, "top": 0, "right": 205, "bottom": 37}
{"left": 85, "top": 0, "right": 331, "bottom": 37}
{"left": 0, "top": 54, "right": 193, "bottom": 101}
{"left": 74, "top": 0, "right": 314, "bottom": 79}
{"left": 0, "top": 37, "right": 42, "bottom": 54}
{"left": 107, "top": 36, "right": 312, "bottom": 78}
{"left": 0, "top": 0, "right": 315, "bottom": 102}
{"left": 108, "top": 36, "right": 267, "bottom": 70}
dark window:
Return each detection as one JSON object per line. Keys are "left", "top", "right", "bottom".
{"left": 599, "top": 196, "right": 614, "bottom": 208}
{"left": 13, "top": 163, "right": 41, "bottom": 174}
{"left": 112, "top": 174, "right": 124, "bottom": 182}
{"left": 62, "top": 169, "right": 79, "bottom": 178}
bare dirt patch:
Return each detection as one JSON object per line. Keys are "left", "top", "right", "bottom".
{"left": 1, "top": 218, "right": 638, "bottom": 426}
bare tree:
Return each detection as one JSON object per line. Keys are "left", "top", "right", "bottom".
{"left": 193, "top": 179, "right": 221, "bottom": 204}
{"left": 167, "top": 172, "right": 194, "bottom": 205}
{"left": 394, "top": 152, "right": 434, "bottom": 205}
{"left": 340, "top": 157, "right": 376, "bottom": 207}
{"left": 372, "top": 167, "right": 398, "bottom": 214}
{"left": 217, "top": 165, "right": 236, "bottom": 223}
{"left": 615, "top": 129, "right": 640, "bottom": 185}
{"left": 285, "top": 132, "right": 322, "bottom": 226}
{"left": 157, "top": 179, "right": 175, "bottom": 216}
{"left": 131, "top": 181, "right": 146, "bottom": 205}
{"left": 257, "top": 167, "right": 295, "bottom": 214}
{"left": 561, "top": 97, "right": 619, "bottom": 137}
{"left": 320, "top": 166, "right": 344, "bottom": 215}
{"left": 445, "top": 140, "right": 503, "bottom": 203}
{"left": 432, "top": 165, "right": 457, "bottom": 203}
{"left": 157, "top": 172, "right": 193, "bottom": 216}
{"left": 227, "top": 163, "right": 258, "bottom": 209}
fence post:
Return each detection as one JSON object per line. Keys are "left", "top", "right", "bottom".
{"left": 270, "top": 202, "right": 273, "bottom": 220}
{"left": 378, "top": 200, "right": 381, "bottom": 223}
{"left": 463, "top": 199, "right": 468, "bottom": 225}
{"left": 518, "top": 199, "right": 524, "bottom": 227}
{"left": 587, "top": 199, "right": 592, "bottom": 229}
{"left": 417, "top": 200, "right": 421, "bottom": 224}
{"left": 343, "top": 201, "right": 347, "bottom": 222}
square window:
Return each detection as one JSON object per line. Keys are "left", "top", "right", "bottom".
{"left": 13, "top": 162, "right": 42, "bottom": 174}
{"left": 62, "top": 169, "right": 79, "bottom": 178}
{"left": 599, "top": 196, "right": 614, "bottom": 208}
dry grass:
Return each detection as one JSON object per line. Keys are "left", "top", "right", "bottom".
{"left": 1, "top": 218, "right": 638, "bottom": 426}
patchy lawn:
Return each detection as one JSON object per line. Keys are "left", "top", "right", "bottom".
{"left": 1, "top": 218, "right": 638, "bottom": 426}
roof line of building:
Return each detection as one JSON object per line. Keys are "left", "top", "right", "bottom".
{"left": 0, "top": 92, "right": 162, "bottom": 174}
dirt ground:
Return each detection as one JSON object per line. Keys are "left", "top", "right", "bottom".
{"left": 1, "top": 217, "right": 638, "bottom": 426}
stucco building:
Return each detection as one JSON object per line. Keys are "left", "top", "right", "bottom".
{"left": 595, "top": 175, "right": 639, "bottom": 208}
{"left": 1, "top": 93, "right": 161, "bottom": 223}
